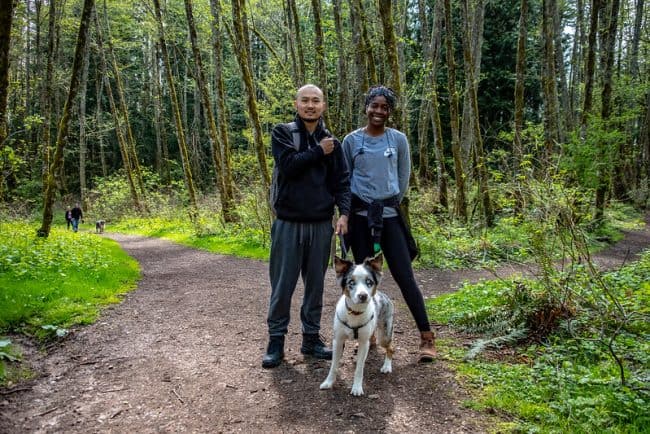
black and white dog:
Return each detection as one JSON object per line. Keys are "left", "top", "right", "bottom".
{"left": 95, "top": 219, "right": 105, "bottom": 234}
{"left": 320, "top": 253, "right": 394, "bottom": 396}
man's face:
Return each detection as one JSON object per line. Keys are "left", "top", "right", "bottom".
{"left": 295, "top": 86, "right": 325, "bottom": 123}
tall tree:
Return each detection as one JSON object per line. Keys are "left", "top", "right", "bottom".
{"left": 595, "top": 0, "right": 621, "bottom": 219}
{"left": 541, "top": 0, "right": 562, "bottom": 161}
{"left": 94, "top": 10, "right": 141, "bottom": 211}
{"left": 152, "top": 0, "right": 199, "bottom": 216}
{"left": 462, "top": 0, "right": 493, "bottom": 226}
{"left": 514, "top": 0, "right": 528, "bottom": 162}
{"left": 230, "top": 0, "right": 270, "bottom": 190}
{"left": 378, "top": 0, "right": 404, "bottom": 132}
{"left": 0, "top": 0, "right": 15, "bottom": 200}
{"left": 582, "top": 0, "right": 601, "bottom": 128}
{"left": 38, "top": 0, "right": 95, "bottom": 237}
{"left": 78, "top": 29, "right": 91, "bottom": 206}
{"left": 311, "top": 0, "right": 329, "bottom": 127}
{"left": 184, "top": 0, "right": 234, "bottom": 222}
{"left": 209, "top": 0, "right": 235, "bottom": 207}
{"left": 332, "top": 0, "right": 351, "bottom": 135}
{"left": 444, "top": 0, "right": 467, "bottom": 220}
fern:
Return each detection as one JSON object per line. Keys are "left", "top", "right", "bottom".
{"left": 464, "top": 327, "right": 530, "bottom": 360}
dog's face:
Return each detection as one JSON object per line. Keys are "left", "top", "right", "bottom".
{"left": 334, "top": 254, "right": 383, "bottom": 305}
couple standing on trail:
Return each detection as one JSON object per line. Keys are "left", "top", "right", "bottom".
{"left": 262, "top": 84, "right": 437, "bottom": 369}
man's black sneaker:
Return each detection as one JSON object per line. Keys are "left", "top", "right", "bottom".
{"left": 262, "top": 336, "right": 285, "bottom": 369}
{"left": 300, "top": 333, "right": 332, "bottom": 360}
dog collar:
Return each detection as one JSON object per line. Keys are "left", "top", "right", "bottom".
{"left": 336, "top": 312, "right": 374, "bottom": 339}
{"left": 345, "top": 300, "right": 365, "bottom": 316}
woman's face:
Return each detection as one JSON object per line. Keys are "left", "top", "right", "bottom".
{"left": 365, "top": 95, "right": 390, "bottom": 128}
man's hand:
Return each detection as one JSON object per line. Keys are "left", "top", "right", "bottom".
{"left": 335, "top": 215, "right": 348, "bottom": 235}
{"left": 319, "top": 137, "right": 336, "bottom": 155}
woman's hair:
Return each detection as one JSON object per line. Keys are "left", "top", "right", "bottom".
{"left": 364, "top": 85, "right": 397, "bottom": 111}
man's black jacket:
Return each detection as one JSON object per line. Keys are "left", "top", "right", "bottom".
{"left": 271, "top": 116, "right": 351, "bottom": 222}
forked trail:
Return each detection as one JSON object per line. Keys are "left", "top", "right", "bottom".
{"left": 2, "top": 217, "right": 648, "bottom": 433}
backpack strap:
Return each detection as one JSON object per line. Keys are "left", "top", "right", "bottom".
{"left": 286, "top": 121, "right": 300, "bottom": 151}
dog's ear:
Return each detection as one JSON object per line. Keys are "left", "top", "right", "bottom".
{"left": 334, "top": 256, "right": 353, "bottom": 277}
{"left": 365, "top": 252, "right": 383, "bottom": 273}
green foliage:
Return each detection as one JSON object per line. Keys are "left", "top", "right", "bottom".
{"left": 428, "top": 251, "right": 650, "bottom": 432}
{"left": 0, "top": 222, "right": 140, "bottom": 338}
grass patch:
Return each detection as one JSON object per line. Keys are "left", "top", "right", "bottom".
{"left": 110, "top": 214, "right": 269, "bottom": 260}
{"left": 427, "top": 252, "right": 650, "bottom": 433}
{"left": 0, "top": 221, "right": 140, "bottom": 384}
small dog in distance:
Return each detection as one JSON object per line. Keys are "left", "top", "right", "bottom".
{"left": 95, "top": 219, "right": 105, "bottom": 234}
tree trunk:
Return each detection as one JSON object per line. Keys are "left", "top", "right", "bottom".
{"left": 378, "top": 0, "right": 404, "bottom": 132}
{"left": 152, "top": 0, "right": 199, "bottom": 217}
{"left": 38, "top": 0, "right": 94, "bottom": 238}
{"left": 0, "top": 0, "right": 14, "bottom": 150}
{"left": 95, "top": 67, "right": 107, "bottom": 177}
{"left": 230, "top": 0, "right": 270, "bottom": 190}
{"left": 185, "top": 0, "right": 235, "bottom": 222}
{"left": 348, "top": 0, "right": 368, "bottom": 126}
{"left": 311, "top": 0, "right": 329, "bottom": 127}
{"left": 569, "top": 0, "right": 584, "bottom": 127}
{"left": 209, "top": 0, "right": 235, "bottom": 208}
{"left": 514, "top": 0, "right": 527, "bottom": 163}
{"left": 39, "top": 0, "right": 56, "bottom": 191}
{"left": 582, "top": 0, "right": 601, "bottom": 128}
{"left": 444, "top": 0, "right": 467, "bottom": 221}
{"left": 462, "top": 0, "right": 493, "bottom": 226}
{"left": 424, "top": 0, "right": 448, "bottom": 211}
{"left": 94, "top": 10, "right": 141, "bottom": 212}
{"left": 287, "top": 0, "right": 305, "bottom": 84}
{"left": 595, "top": 0, "right": 621, "bottom": 219}
{"left": 79, "top": 33, "right": 90, "bottom": 207}
{"left": 332, "top": 0, "right": 350, "bottom": 136}
{"left": 541, "top": 0, "right": 561, "bottom": 162}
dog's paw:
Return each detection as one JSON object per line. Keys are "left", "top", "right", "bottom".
{"left": 320, "top": 380, "right": 334, "bottom": 390}
{"left": 380, "top": 360, "right": 392, "bottom": 374}
{"left": 350, "top": 384, "right": 364, "bottom": 396}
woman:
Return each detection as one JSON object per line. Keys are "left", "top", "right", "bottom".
{"left": 341, "top": 85, "right": 436, "bottom": 362}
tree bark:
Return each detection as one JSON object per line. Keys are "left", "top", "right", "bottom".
{"left": 332, "top": 0, "right": 351, "bottom": 135}
{"left": 541, "top": 0, "right": 561, "bottom": 162}
{"left": 582, "top": 0, "right": 601, "bottom": 128}
{"left": 230, "top": 0, "right": 270, "bottom": 190}
{"left": 79, "top": 32, "right": 90, "bottom": 207}
{"left": 514, "top": 0, "right": 528, "bottom": 163}
{"left": 311, "top": 0, "right": 329, "bottom": 127}
{"left": 152, "top": 0, "right": 199, "bottom": 217}
{"left": 287, "top": 0, "right": 305, "bottom": 84}
{"left": 595, "top": 0, "right": 621, "bottom": 219}
{"left": 185, "top": 0, "right": 235, "bottom": 222}
{"left": 94, "top": 10, "right": 141, "bottom": 212}
{"left": 462, "top": 0, "right": 493, "bottom": 226}
{"left": 209, "top": 0, "right": 235, "bottom": 208}
{"left": 444, "top": 0, "right": 467, "bottom": 221}
{"left": 0, "top": 0, "right": 15, "bottom": 200}
{"left": 38, "top": 0, "right": 95, "bottom": 237}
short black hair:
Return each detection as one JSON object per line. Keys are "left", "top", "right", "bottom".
{"left": 364, "top": 85, "right": 397, "bottom": 111}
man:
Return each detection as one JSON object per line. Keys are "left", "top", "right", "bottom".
{"left": 70, "top": 202, "right": 83, "bottom": 233}
{"left": 263, "top": 84, "right": 351, "bottom": 369}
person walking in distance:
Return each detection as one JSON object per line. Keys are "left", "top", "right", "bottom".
{"left": 70, "top": 202, "right": 83, "bottom": 233}
{"left": 263, "top": 84, "right": 351, "bottom": 369}
{"left": 65, "top": 206, "right": 73, "bottom": 230}
{"left": 341, "top": 85, "right": 437, "bottom": 362}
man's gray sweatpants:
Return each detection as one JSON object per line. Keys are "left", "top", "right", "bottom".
{"left": 267, "top": 218, "right": 333, "bottom": 337}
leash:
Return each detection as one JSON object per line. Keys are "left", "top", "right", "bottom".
{"left": 338, "top": 234, "right": 348, "bottom": 259}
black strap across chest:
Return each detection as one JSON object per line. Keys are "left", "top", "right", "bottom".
{"left": 336, "top": 312, "right": 374, "bottom": 339}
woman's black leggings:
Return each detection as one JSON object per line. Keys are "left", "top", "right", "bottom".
{"left": 348, "top": 215, "right": 431, "bottom": 332}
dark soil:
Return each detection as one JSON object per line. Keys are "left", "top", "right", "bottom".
{"left": 1, "top": 216, "right": 648, "bottom": 433}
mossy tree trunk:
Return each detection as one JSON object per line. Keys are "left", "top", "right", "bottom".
{"left": 38, "top": 0, "right": 95, "bottom": 238}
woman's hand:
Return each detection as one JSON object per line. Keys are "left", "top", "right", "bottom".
{"left": 335, "top": 215, "right": 348, "bottom": 235}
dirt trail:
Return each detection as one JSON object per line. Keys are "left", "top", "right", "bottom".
{"left": 2, "top": 217, "right": 648, "bottom": 433}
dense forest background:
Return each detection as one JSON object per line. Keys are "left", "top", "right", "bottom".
{"left": 0, "top": 0, "right": 648, "bottom": 235}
